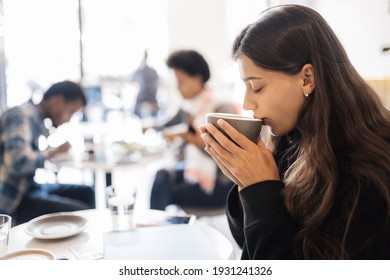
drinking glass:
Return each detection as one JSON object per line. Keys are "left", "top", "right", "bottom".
{"left": 0, "top": 214, "right": 12, "bottom": 257}
{"left": 106, "top": 185, "right": 136, "bottom": 231}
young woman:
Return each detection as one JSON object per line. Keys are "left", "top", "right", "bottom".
{"left": 200, "top": 4, "right": 390, "bottom": 259}
{"left": 150, "top": 50, "right": 237, "bottom": 211}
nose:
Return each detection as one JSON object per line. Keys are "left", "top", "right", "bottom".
{"left": 242, "top": 90, "right": 256, "bottom": 111}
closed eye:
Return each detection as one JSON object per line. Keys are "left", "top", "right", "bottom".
{"left": 253, "top": 87, "right": 263, "bottom": 93}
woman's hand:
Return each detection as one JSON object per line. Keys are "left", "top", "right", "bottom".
{"left": 199, "top": 120, "right": 280, "bottom": 191}
{"left": 199, "top": 124, "right": 244, "bottom": 188}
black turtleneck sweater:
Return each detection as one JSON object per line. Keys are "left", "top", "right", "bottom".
{"left": 226, "top": 130, "right": 390, "bottom": 259}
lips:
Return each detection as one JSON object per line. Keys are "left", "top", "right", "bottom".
{"left": 254, "top": 116, "right": 268, "bottom": 125}
{"left": 261, "top": 119, "right": 269, "bottom": 126}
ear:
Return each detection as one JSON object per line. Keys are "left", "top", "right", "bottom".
{"left": 300, "top": 64, "right": 315, "bottom": 96}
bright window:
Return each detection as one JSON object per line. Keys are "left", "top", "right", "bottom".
{"left": 3, "top": 0, "right": 80, "bottom": 107}
{"left": 3, "top": 0, "right": 169, "bottom": 107}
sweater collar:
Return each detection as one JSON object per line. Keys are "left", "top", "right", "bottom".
{"left": 286, "top": 128, "right": 302, "bottom": 146}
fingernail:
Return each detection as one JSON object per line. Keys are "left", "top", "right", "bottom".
{"left": 217, "top": 119, "right": 225, "bottom": 126}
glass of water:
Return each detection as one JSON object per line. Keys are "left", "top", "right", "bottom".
{"left": 106, "top": 185, "right": 136, "bottom": 231}
{"left": 0, "top": 214, "right": 12, "bottom": 257}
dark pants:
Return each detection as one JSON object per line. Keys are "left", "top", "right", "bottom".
{"left": 150, "top": 169, "right": 230, "bottom": 211}
{"left": 13, "top": 183, "right": 95, "bottom": 225}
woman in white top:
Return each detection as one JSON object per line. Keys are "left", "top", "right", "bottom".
{"left": 150, "top": 50, "right": 237, "bottom": 210}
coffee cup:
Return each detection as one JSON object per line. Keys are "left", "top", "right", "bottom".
{"left": 205, "top": 113, "right": 262, "bottom": 143}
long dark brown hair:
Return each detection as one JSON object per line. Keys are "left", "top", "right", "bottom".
{"left": 232, "top": 4, "right": 390, "bottom": 259}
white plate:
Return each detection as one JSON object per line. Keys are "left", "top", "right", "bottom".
{"left": 25, "top": 213, "right": 87, "bottom": 239}
{"left": 0, "top": 249, "right": 56, "bottom": 260}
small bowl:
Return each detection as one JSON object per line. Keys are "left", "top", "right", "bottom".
{"left": 205, "top": 113, "right": 262, "bottom": 143}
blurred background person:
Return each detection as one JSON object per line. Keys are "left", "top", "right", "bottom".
{"left": 0, "top": 81, "right": 95, "bottom": 225}
{"left": 131, "top": 50, "right": 160, "bottom": 119}
{"left": 150, "top": 49, "right": 238, "bottom": 211}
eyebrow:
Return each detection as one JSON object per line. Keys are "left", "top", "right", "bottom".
{"left": 242, "top": 76, "right": 263, "bottom": 82}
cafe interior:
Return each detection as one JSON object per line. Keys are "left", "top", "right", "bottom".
{"left": 0, "top": 0, "right": 389, "bottom": 260}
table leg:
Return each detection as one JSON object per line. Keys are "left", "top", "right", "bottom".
{"left": 106, "top": 172, "right": 112, "bottom": 187}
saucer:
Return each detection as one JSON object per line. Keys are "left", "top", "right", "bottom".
{"left": 25, "top": 213, "right": 87, "bottom": 240}
{"left": 0, "top": 249, "right": 55, "bottom": 260}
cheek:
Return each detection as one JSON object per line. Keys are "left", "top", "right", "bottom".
{"left": 54, "top": 111, "right": 63, "bottom": 121}
{"left": 56, "top": 111, "right": 70, "bottom": 126}
{"left": 178, "top": 81, "right": 188, "bottom": 93}
{"left": 267, "top": 87, "right": 304, "bottom": 135}
{"left": 179, "top": 86, "right": 190, "bottom": 98}
{"left": 181, "top": 82, "right": 197, "bottom": 98}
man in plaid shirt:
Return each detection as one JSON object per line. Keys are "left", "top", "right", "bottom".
{"left": 0, "top": 81, "right": 95, "bottom": 225}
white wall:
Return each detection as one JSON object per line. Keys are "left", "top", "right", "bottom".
{"left": 165, "top": 0, "right": 270, "bottom": 107}
{"left": 166, "top": 0, "right": 390, "bottom": 97}
{"left": 313, "top": 0, "right": 390, "bottom": 79}
{"left": 167, "top": 0, "right": 231, "bottom": 90}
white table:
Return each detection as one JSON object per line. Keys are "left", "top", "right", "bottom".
{"left": 7, "top": 209, "right": 235, "bottom": 260}
{"left": 50, "top": 149, "right": 163, "bottom": 187}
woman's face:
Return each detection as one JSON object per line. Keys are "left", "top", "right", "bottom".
{"left": 237, "top": 54, "right": 308, "bottom": 136}
{"left": 173, "top": 69, "right": 203, "bottom": 99}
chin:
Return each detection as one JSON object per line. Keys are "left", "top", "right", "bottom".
{"left": 267, "top": 126, "right": 287, "bottom": 137}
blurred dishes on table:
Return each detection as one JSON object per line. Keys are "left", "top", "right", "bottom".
{"left": 110, "top": 140, "right": 163, "bottom": 163}
{"left": 50, "top": 137, "right": 165, "bottom": 165}
{"left": 161, "top": 123, "right": 189, "bottom": 138}
{"left": 111, "top": 141, "right": 145, "bottom": 162}
{"left": 25, "top": 213, "right": 87, "bottom": 240}
{"left": 0, "top": 249, "right": 56, "bottom": 260}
